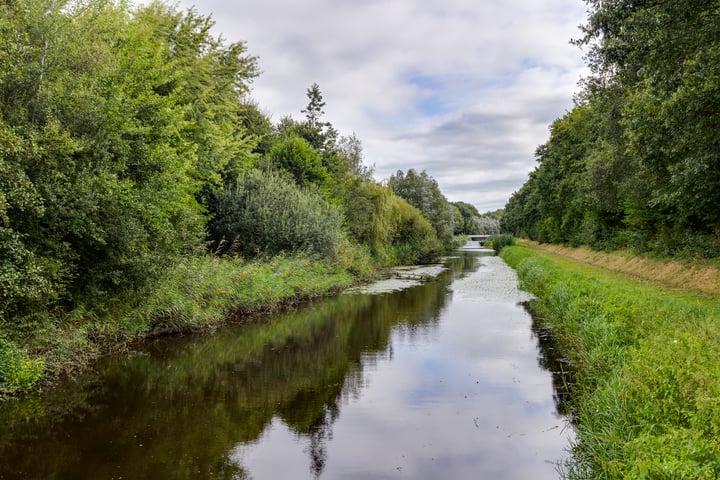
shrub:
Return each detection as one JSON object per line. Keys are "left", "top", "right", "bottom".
{"left": 387, "top": 194, "right": 442, "bottom": 264}
{"left": 486, "top": 234, "right": 515, "bottom": 253}
{"left": 209, "top": 169, "right": 343, "bottom": 258}
{"left": 0, "top": 336, "right": 44, "bottom": 395}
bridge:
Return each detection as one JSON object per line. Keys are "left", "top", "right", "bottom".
{"left": 466, "top": 234, "right": 492, "bottom": 246}
{"left": 467, "top": 234, "right": 491, "bottom": 241}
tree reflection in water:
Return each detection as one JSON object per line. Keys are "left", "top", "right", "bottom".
{"left": 0, "top": 252, "right": 571, "bottom": 479}
{"left": 0, "top": 257, "right": 458, "bottom": 479}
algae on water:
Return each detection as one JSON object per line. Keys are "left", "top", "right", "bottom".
{"left": 344, "top": 264, "right": 447, "bottom": 295}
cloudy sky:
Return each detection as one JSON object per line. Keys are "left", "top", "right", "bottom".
{"left": 173, "top": 0, "right": 589, "bottom": 212}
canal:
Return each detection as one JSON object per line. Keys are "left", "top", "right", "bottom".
{"left": 0, "top": 248, "right": 573, "bottom": 479}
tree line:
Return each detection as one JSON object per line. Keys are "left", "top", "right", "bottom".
{"left": 502, "top": 0, "right": 720, "bottom": 258}
{"left": 0, "top": 0, "right": 488, "bottom": 343}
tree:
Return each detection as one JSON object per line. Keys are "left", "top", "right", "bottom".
{"left": 302, "top": 82, "right": 326, "bottom": 129}
{"left": 336, "top": 133, "right": 373, "bottom": 180}
{"left": 387, "top": 169, "right": 455, "bottom": 248}
{"left": 237, "top": 100, "right": 274, "bottom": 158}
{"left": 452, "top": 201, "right": 481, "bottom": 235}
{"left": 295, "top": 83, "right": 343, "bottom": 164}
{"left": 473, "top": 216, "right": 501, "bottom": 235}
{"left": 0, "top": 0, "right": 261, "bottom": 313}
{"left": 267, "top": 136, "right": 330, "bottom": 188}
{"left": 505, "top": 0, "right": 720, "bottom": 257}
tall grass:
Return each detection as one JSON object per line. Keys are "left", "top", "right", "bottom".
{"left": 502, "top": 244, "right": 720, "bottom": 479}
{"left": 129, "top": 254, "right": 355, "bottom": 334}
{"left": 1, "top": 253, "right": 359, "bottom": 396}
{"left": 486, "top": 234, "right": 515, "bottom": 253}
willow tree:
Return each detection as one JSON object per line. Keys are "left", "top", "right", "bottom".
{"left": 388, "top": 169, "right": 456, "bottom": 248}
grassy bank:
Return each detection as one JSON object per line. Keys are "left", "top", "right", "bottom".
{"left": 1, "top": 254, "right": 360, "bottom": 398}
{"left": 521, "top": 240, "right": 720, "bottom": 296}
{"left": 501, "top": 244, "right": 720, "bottom": 479}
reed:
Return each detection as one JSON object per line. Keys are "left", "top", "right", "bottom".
{"left": 486, "top": 234, "right": 515, "bottom": 253}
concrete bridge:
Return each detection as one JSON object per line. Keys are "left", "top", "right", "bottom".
{"left": 467, "top": 234, "right": 491, "bottom": 241}
{"left": 466, "top": 234, "right": 492, "bottom": 246}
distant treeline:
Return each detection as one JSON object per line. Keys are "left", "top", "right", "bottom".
{"left": 0, "top": 0, "right": 487, "bottom": 392}
{"left": 502, "top": 0, "right": 720, "bottom": 258}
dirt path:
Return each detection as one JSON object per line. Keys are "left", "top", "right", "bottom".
{"left": 520, "top": 239, "right": 720, "bottom": 296}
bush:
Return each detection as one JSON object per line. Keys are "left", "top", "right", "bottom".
{"left": 387, "top": 194, "right": 442, "bottom": 264}
{"left": 0, "top": 336, "right": 44, "bottom": 395}
{"left": 486, "top": 234, "right": 515, "bottom": 253}
{"left": 209, "top": 169, "right": 343, "bottom": 258}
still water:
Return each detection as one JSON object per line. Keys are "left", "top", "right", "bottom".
{"left": 0, "top": 249, "right": 573, "bottom": 479}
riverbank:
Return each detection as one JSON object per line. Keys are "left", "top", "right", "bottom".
{"left": 0, "top": 250, "right": 573, "bottom": 479}
{"left": 501, "top": 243, "right": 720, "bottom": 478}
{"left": 1, "top": 254, "right": 363, "bottom": 398}
{"left": 519, "top": 239, "right": 720, "bottom": 296}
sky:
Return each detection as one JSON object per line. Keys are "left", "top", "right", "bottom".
{"left": 173, "top": 0, "right": 590, "bottom": 213}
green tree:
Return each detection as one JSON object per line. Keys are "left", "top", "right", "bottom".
{"left": 388, "top": 169, "right": 455, "bottom": 248}
{"left": 336, "top": 133, "right": 373, "bottom": 180}
{"left": 237, "top": 100, "right": 274, "bottom": 158}
{"left": 575, "top": 0, "right": 720, "bottom": 255}
{"left": 503, "top": 105, "right": 595, "bottom": 245}
{"left": 0, "top": 0, "right": 260, "bottom": 313}
{"left": 267, "top": 136, "right": 330, "bottom": 188}
{"left": 302, "top": 82, "right": 326, "bottom": 130}
{"left": 452, "top": 201, "right": 481, "bottom": 234}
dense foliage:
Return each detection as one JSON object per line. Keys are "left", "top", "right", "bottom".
{"left": 209, "top": 169, "right": 343, "bottom": 258}
{"left": 388, "top": 169, "right": 456, "bottom": 246}
{"left": 503, "top": 0, "right": 720, "bottom": 258}
{"left": 0, "top": 0, "right": 465, "bottom": 395}
{"left": 0, "top": 0, "right": 259, "bottom": 315}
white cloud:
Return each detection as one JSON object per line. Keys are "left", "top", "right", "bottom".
{"left": 172, "top": 0, "right": 588, "bottom": 211}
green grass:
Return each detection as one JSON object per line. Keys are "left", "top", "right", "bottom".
{"left": 501, "top": 244, "right": 720, "bottom": 479}
{"left": 1, "top": 253, "right": 359, "bottom": 397}
{"left": 486, "top": 233, "right": 515, "bottom": 253}
{"left": 129, "top": 254, "right": 354, "bottom": 332}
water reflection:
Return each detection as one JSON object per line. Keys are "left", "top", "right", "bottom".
{"left": 0, "top": 251, "right": 572, "bottom": 479}
{"left": 529, "top": 305, "right": 575, "bottom": 418}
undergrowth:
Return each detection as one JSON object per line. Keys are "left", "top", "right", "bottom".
{"left": 502, "top": 244, "right": 720, "bottom": 479}
{"left": 486, "top": 234, "right": 515, "bottom": 253}
{"left": 1, "top": 253, "right": 360, "bottom": 397}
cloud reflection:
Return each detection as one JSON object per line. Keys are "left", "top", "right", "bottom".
{"left": 240, "top": 254, "right": 573, "bottom": 479}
